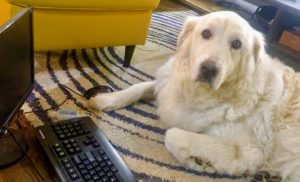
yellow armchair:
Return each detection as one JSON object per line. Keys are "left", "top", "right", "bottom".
{"left": 1, "top": 0, "right": 160, "bottom": 66}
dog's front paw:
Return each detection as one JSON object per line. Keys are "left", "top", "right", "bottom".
{"left": 165, "top": 128, "right": 191, "bottom": 162}
{"left": 89, "top": 93, "right": 121, "bottom": 112}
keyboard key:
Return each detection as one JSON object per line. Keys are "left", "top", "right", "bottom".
{"left": 72, "top": 156, "right": 81, "bottom": 165}
{"left": 56, "top": 147, "right": 63, "bottom": 153}
{"left": 86, "top": 164, "right": 93, "bottom": 170}
{"left": 86, "top": 152, "right": 95, "bottom": 162}
{"left": 65, "top": 163, "right": 72, "bottom": 169}
{"left": 62, "top": 159, "right": 69, "bottom": 164}
{"left": 97, "top": 149, "right": 105, "bottom": 155}
{"left": 111, "top": 166, "right": 118, "bottom": 173}
{"left": 78, "top": 164, "right": 85, "bottom": 169}
{"left": 68, "top": 148, "right": 75, "bottom": 154}
{"left": 106, "top": 160, "right": 113, "bottom": 166}
{"left": 89, "top": 169, "right": 96, "bottom": 175}
{"left": 58, "top": 151, "right": 66, "bottom": 158}
{"left": 83, "top": 160, "right": 90, "bottom": 165}
{"left": 80, "top": 169, "right": 88, "bottom": 175}
{"left": 92, "top": 161, "right": 98, "bottom": 167}
{"left": 102, "top": 176, "right": 109, "bottom": 182}
{"left": 67, "top": 123, "right": 73, "bottom": 128}
{"left": 79, "top": 153, "right": 87, "bottom": 161}
{"left": 63, "top": 140, "right": 69, "bottom": 145}
{"left": 98, "top": 171, "right": 105, "bottom": 177}
{"left": 95, "top": 166, "right": 102, "bottom": 172}
{"left": 58, "top": 134, "right": 66, "bottom": 139}
{"left": 75, "top": 147, "right": 82, "bottom": 153}
{"left": 66, "top": 133, "right": 72, "bottom": 138}
{"left": 104, "top": 167, "right": 110, "bottom": 172}
{"left": 70, "top": 172, "right": 79, "bottom": 180}
{"left": 84, "top": 140, "right": 91, "bottom": 145}
{"left": 103, "top": 155, "right": 109, "bottom": 161}
{"left": 107, "top": 171, "right": 113, "bottom": 177}
{"left": 92, "top": 151, "right": 103, "bottom": 162}
{"left": 83, "top": 174, "right": 92, "bottom": 180}
{"left": 54, "top": 143, "right": 60, "bottom": 148}
{"left": 109, "top": 176, "right": 118, "bottom": 182}
{"left": 92, "top": 174, "right": 100, "bottom": 180}
{"left": 67, "top": 168, "right": 75, "bottom": 174}
{"left": 100, "top": 162, "right": 106, "bottom": 167}
{"left": 65, "top": 144, "right": 72, "bottom": 149}
{"left": 93, "top": 142, "right": 100, "bottom": 148}
{"left": 71, "top": 143, "right": 77, "bottom": 148}
{"left": 70, "top": 139, "right": 75, "bottom": 143}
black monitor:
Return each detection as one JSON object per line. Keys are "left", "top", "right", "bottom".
{"left": 0, "top": 7, "right": 35, "bottom": 168}
{"left": 0, "top": 7, "right": 34, "bottom": 134}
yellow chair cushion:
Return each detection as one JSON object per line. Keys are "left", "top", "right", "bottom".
{"left": 3, "top": 0, "right": 160, "bottom": 51}
{"left": 8, "top": 0, "right": 160, "bottom": 10}
{"left": 0, "top": 0, "right": 11, "bottom": 25}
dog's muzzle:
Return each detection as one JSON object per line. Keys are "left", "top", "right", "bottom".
{"left": 199, "top": 60, "right": 218, "bottom": 83}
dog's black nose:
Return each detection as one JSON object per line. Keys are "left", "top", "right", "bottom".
{"left": 200, "top": 61, "right": 218, "bottom": 82}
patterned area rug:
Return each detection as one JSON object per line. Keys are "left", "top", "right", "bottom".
{"left": 23, "top": 10, "right": 245, "bottom": 182}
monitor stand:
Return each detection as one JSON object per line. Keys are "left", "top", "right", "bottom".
{"left": 0, "top": 128, "right": 28, "bottom": 169}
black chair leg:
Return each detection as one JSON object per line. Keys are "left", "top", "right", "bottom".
{"left": 123, "top": 45, "right": 136, "bottom": 67}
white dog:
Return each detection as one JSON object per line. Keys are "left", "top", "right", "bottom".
{"left": 90, "top": 11, "right": 300, "bottom": 181}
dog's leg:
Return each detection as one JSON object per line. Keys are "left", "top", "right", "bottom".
{"left": 165, "top": 128, "right": 264, "bottom": 176}
{"left": 89, "top": 81, "right": 155, "bottom": 111}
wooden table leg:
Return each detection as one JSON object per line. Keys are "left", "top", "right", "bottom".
{"left": 123, "top": 45, "right": 136, "bottom": 67}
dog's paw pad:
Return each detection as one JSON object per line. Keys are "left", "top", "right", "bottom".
{"left": 190, "top": 156, "right": 214, "bottom": 169}
{"left": 250, "top": 171, "right": 281, "bottom": 182}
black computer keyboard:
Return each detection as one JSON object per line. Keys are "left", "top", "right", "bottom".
{"left": 35, "top": 116, "right": 136, "bottom": 182}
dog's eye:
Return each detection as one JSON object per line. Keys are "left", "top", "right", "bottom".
{"left": 231, "top": 39, "right": 242, "bottom": 49}
{"left": 202, "top": 29, "right": 212, "bottom": 39}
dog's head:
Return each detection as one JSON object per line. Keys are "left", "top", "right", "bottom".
{"left": 177, "top": 11, "right": 265, "bottom": 91}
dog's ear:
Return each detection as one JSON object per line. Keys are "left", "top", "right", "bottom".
{"left": 177, "top": 16, "right": 199, "bottom": 48}
{"left": 253, "top": 31, "right": 265, "bottom": 63}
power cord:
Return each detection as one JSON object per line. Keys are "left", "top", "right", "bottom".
{"left": 23, "top": 85, "right": 84, "bottom": 114}
{"left": 2, "top": 126, "right": 44, "bottom": 182}
{"left": 22, "top": 97, "right": 68, "bottom": 114}
{"left": 60, "top": 84, "right": 84, "bottom": 98}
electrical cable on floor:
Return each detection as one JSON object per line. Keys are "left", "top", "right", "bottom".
{"left": 23, "top": 85, "right": 84, "bottom": 114}
{"left": 22, "top": 97, "right": 68, "bottom": 114}
{"left": 60, "top": 84, "right": 84, "bottom": 98}
{"left": 4, "top": 126, "right": 44, "bottom": 182}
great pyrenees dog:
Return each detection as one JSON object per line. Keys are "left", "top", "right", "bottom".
{"left": 90, "top": 11, "right": 300, "bottom": 181}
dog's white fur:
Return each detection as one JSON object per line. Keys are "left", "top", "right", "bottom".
{"left": 90, "top": 11, "right": 300, "bottom": 181}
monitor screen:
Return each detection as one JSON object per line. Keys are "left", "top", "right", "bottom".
{"left": 0, "top": 7, "right": 34, "bottom": 133}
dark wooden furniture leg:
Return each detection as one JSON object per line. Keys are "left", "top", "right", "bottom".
{"left": 124, "top": 45, "right": 136, "bottom": 67}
